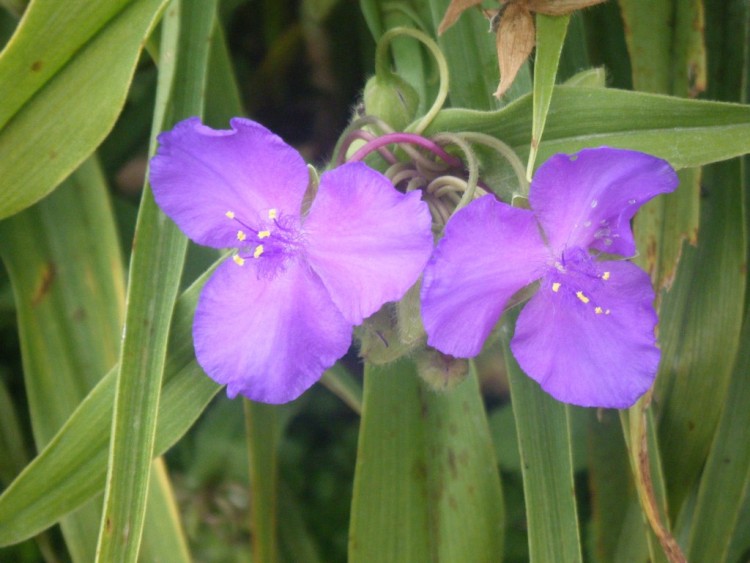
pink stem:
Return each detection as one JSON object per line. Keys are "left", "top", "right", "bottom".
{"left": 347, "top": 132, "right": 462, "bottom": 167}
{"left": 337, "top": 130, "right": 398, "bottom": 165}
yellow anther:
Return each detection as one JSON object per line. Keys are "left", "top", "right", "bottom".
{"left": 225, "top": 211, "right": 235, "bottom": 219}
{"left": 595, "top": 306, "right": 603, "bottom": 315}
{"left": 576, "top": 291, "right": 590, "bottom": 304}
{"left": 551, "top": 282, "right": 561, "bottom": 292}
{"left": 268, "top": 208, "right": 278, "bottom": 219}
{"left": 237, "top": 230, "right": 246, "bottom": 242}
{"left": 253, "top": 245, "right": 264, "bottom": 259}
{"left": 602, "top": 271, "right": 611, "bottom": 280}
{"left": 232, "top": 255, "right": 245, "bottom": 266}
{"left": 258, "top": 230, "right": 271, "bottom": 239}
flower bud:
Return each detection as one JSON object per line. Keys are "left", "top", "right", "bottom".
{"left": 355, "top": 305, "right": 413, "bottom": 365}
{"left": 363, "top": 73, "right": 419, "bottom": 130}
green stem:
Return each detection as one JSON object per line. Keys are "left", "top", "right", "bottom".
{"left": 374, "top": 27, "right": 450, "bottom": 135}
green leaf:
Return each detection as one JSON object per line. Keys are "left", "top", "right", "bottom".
{"left": 0, "top": 158, "right": 127, "bottom": 561}
{"left": 428, "top": 86, "right": 750, "bottom": 170}
{"left": 619, "top": 0, "right": 706, "bottom": 97}
{"left": 349, "top": 359, "right": 504, "bottom": 561}
{"left": 586, "top": 409, "right": 636, "bottom": 562}
{"left": 527, "top": 14, "right": 569, "bottom": 177}
{"left": 686, "top": 306, "right": 750, "bottom": 562}
{"left": 620, "top": 0, "right": 704, "bottom": 291}
{"left": 653, "top": 157, "right": 745, "bottom": 517}
{"left": 501, "top": 324, "right": 582, "bottom": 563}
{"left": 654, "top": 0, "right": 748, "bottom": 519}
{"left": 0, "top": 154, "right": 191, "bottom": 561}
{"left": 618, "top": 0, "right": 673, "bottom": 94}
{"left": 95, "top": 1, "right": 218, "bottom": 559}
{"left": 0, "top": 0, "right": 167, "bottom": 220}
{"left": 244, "top": 401, "right": 281, "bottom": 563}
{"left": 0, "top": 265, "right": 221, "bottom": 547}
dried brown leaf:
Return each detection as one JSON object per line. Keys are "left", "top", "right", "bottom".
{"left": 526, "top": 0, "right": 607, "bottom": 16}
{"left": 438, "top": 0, "right": 484, "bottom": 34}
{"left": 493, "top": 3, "right": 535, "bottom": 98}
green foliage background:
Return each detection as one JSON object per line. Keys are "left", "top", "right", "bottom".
{"left": 0, "top": 0, "right": 748, "bottom": 561}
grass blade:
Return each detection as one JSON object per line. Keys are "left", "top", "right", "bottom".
{"left": 95, "top": 0, "right": 218, "bottom": 559}
{"left": 501, "top": 325, "right": 582, "bottom": 563}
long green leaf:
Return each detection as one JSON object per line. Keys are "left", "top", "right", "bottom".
{"left": 684, "top": 3, "right": 750, "bottom": 558}
{"left": 501, "top": 326, "right": 582, "bottom": 563}
{"left": 653, "top": 155, "right": 745, "bottom": 517}
{"left": 349, "top": 359, "right": 504, "bottom": 562}
{"left": 527, "top": 14, "right": 569, "bottom": 177}
{"left": 619, "top": 0, "right": 704, "bottom": 293}
{"left": 0, "top": 16, "right": 248, "bottom": 545}
{"left": 0, "top": 158, "right": 127, "bottom": 561}
{"left": 95, "top": 0, "right": 217, "bottom": 559}
{"left": 654, "top": 0, "right": 748, "bottom": 519}
{"left": 686, "top": 305, "right": 750, "bottom": 561}
{"left": 244, "top": 401, "right": 281, "bottom": 563}
{"left": 428, "top": 86, "right": 750, "bottom": 171}
{"left": 587, "top": 408, "right": 637, "bottom": 562}
{"left": 0, "top": 154, "right": 190, "bottom": 561}
{"left": 0, "top": 0, "right": 168, "bottom": 220}
{"left": 0, "top": 264, "right": 221, "bottom": 547}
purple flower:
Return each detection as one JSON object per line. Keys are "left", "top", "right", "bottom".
{"left": 420, "top": 147, "right": 678, "bottom": 408}
{"left": 150, "top": 117, "right": 433, "bottom": 404}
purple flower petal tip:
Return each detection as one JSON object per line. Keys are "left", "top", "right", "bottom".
{"left": 421, "top": 147, "right": 676, "bottom": 408}
{"left": 531, "top": 147, "right": 678, "bottom": 257}
{"left": 151, "top": 117, "right": 435, "bottom": 403}
{"left": 149, "top": 117, "right": 309, "bottom": 248}
{"left": 193, "top": 260, "right": 351, "bottom": 404}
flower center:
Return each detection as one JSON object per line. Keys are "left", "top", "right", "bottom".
{"left": 546, "top": 247, "right": 612, "bottom": 316}
{"left": 224, "top": 208, "right": 303, "bottom": 275}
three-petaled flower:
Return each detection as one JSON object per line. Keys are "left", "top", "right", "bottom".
{"left": 420, "top": 147, "right": 678, "bottom": 408}
{"left": 150, "top": 117, "right": 433, "bottom": 404}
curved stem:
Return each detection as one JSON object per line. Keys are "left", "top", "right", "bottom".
{"left": 347, "top": 132, "right": 461, "bottom": 167}
{"left": 331, "top": 115, "right": 392, "bottom": 167}
{"left": 431, "top": 133, "right": 479, "bottom": 212}
{"left": 457, "top": 132, "right": 529, "bottom": 196}
{"left": 375, "top": 27, "right": 450, "bottom": 135}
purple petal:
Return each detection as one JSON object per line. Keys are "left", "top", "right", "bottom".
{"left": 193, "top": 258, "right": 352, "bottom": 404}
{"left": 510, "top": 259, "right": 660, "bottom": 408}
{"left": 303, "top": 162, "right": 434, "bottom": 324}
{"left": 150, "top": 117, "right": 309, "bottom": 248}
{"left": 421, "top": 195, "right": 549, "bottom": 357}
{"left": 530, "top": 148, "right": 678, "bottom": 257}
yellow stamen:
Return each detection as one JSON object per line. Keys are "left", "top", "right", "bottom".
{"left": 268, "top": 208, "right": 278, "bottom": 219}
{"left": 237, "top": 230, "right": 246, "bottom": 241}
{"left": 232, "top": 255, "right": 245, "bottom": 266}
{"left": 225, "top": 211, "right": 235, "bottom": 219}
{"left": 551, "top": 282, "right": 561, "bottom": 292}
{"left": 595, "top": 306, "right": 603, "bottom": 315}
{"left": 576, "top": 291, "right": 590, "bottom": 304}
{"left": 602, "top": 271, "right": 611, "bottom": 280}
{"left": 254, "top": 245, "right": 264, "bottom": 259}
{"left": 258, "top": 230, "right": 271, "bottom": 239}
